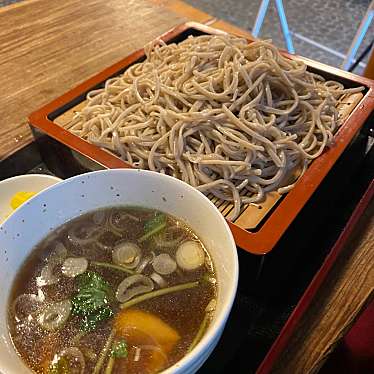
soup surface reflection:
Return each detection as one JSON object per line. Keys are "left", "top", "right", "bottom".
{"left": 8, "top": 207, "right": 217, "bottom": 374}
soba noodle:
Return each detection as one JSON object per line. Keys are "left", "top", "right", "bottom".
{"left": 68, "top": 34, "right": 363, "bottom": 220}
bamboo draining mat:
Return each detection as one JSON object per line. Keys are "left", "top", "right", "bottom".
{"left": 0, "top": 0, "right": 186, "bottom": 161}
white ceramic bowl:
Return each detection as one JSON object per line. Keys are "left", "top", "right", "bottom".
{"left": 0, "top": 169, "right": 238, "bottom": 374}
{"left": 0, "top": 174, "right": 61, "bottom": 223}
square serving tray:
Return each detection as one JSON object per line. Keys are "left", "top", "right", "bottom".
{"left": 29, "top": 21, "right": 374, "bottom": 254}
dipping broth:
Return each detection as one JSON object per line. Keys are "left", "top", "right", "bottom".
{"left": 8, "top": 207, "right": 217, "bottom": 374}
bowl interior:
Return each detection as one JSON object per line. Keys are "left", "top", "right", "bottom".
{"left": 0, "top": 169, "right": 238, "bottom": 374}
{"left": 0, "top": 174, "right": 61, "bottom": 222}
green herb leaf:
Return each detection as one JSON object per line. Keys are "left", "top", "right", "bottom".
{"left": 139, "top": 212, "right": 166, "bottom": 242}
{"left": 81, "top": 305, "right": 114, "bottom": 332}
{"left": 111, "top": 339, "right": 128, "bottom": 358}
{"left": 49, "top": 357, "right": 69, "bottom": 374}
{"left": 144, "top": 212, "right": 166, "bottom": 232}
{"left": 77, "top": 271, "right": 111, "bottom": 293}
{"left": 72, "top": 271, "right": 113, "bottom": 331}
{"left": 72, "top": 287, "right": 109, "bottom": 316}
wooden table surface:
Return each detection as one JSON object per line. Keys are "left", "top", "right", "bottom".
{"left": 1, "top": 0, "right": 373, "bottom": 373}
{"left": 271, "top": 196, "right": 374, "bottom": 374}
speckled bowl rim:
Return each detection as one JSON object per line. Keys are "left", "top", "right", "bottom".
{"left": 0, "top": 169, "right": 238, "bottom": 374}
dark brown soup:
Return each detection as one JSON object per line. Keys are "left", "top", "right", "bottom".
{"left": 8, "top": 207, "right": 216, "bottom": 374}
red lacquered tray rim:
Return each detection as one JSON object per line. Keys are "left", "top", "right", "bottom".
{"left": 28, "top": 21, "right": 374, "bottom": 255}
{"left": 256, "top": 178, "right": 374, "bottom": 374}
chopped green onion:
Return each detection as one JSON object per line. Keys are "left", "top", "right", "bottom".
{"left": 91, "top": 261, "right": 134, "bottom": 275}
{"left": 93, "top": 330, "right": 115, "bottom": 374}
{"left": 120, "top": 280, "right": 199, "bottom": 309}
{"left": 104, "top": 356, "right": 115, "bottom": 374}
{"left": 138, "top": 213, "right": 166, "bottom": 243}
{"left": 188, "top": 299, "right": 215, "bottom": 352}
{"left": 138, "top": 222, "right": 166, "bottom": 243}
{"left": 187, "top": 311, "right": 210, "bottom": 353}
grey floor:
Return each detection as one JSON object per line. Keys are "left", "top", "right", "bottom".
{"left": 1, "top": 0, "right": 19, "bottom": 6}
{"left": 185, "top": 0, "right": 373, "bottom": 74}
{"left": 1, "top": 0, "right": 373, "bottom": 74}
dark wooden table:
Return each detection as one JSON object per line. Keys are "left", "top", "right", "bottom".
{"left": 1, "top": 1, "right": 373, "bottom": 372}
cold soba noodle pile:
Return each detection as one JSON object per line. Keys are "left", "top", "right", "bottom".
{"left": 68, "top": 34, "right": 363, "bottom": 220}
